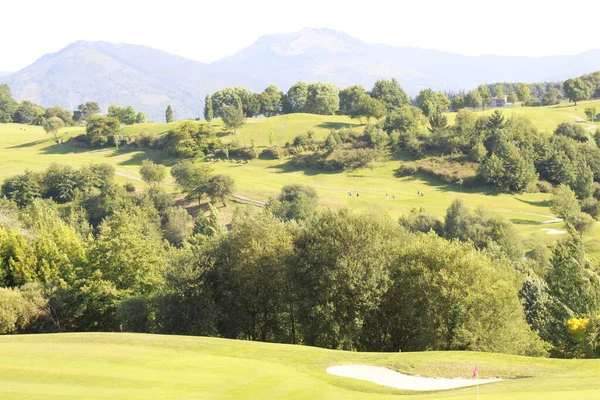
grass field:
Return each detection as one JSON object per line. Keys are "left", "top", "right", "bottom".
{"left": 2, "top": 103, "right": 600, "bottom": 256}
{"left": 0, "top": 333, "right": 599, "bottom": 399}
{"left": 445, "top": 99, "right": 600, "bottom": 132}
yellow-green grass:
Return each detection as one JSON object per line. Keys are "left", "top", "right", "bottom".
{"left": 445, "top": 99, "right": 600, "bottom": 132}
{"left": 3, "top": 109, "right": 599, "bottom": 256}
{"left": 0, "top": 333, "right": 599, "bottom": 399}
{"left": 120, "top": 114, "right": 362, "bottom": 148}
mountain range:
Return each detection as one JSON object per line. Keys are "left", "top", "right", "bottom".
{"left": 3, "top": 28, "right": 600, "bottom": 121}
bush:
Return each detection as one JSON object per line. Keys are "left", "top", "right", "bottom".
{"left": 323, "top": 148, "right": 382, "bottom": 171}
{"left": 555, "top": 122, "right": 589, "bottom": 142}
{"left": 397, "top": 156, "right": 478, "bottom": 186}
{"left": 292, "top": 131, "right": 316, "bottom": 148}
{"left": 259, "top": 146, "right": 287, "bottom": 160}
{"left": 135, "top": 132, "right": 158, "bottom": 149}
{"left": 536, "top": 180, "right": 554, "bottom": 193}
{"left": 581, "top": 197, "right": 600, "bottom": 219}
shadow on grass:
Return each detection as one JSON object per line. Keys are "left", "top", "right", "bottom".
{"left": 266, "top": 159, "right": 342, "bottom": 176}
{"left": 317, "top": 122, "right": 362, "bottom": 130}
{"left": 6, "top": 139, "right": 50, "bottom": 149}
{"left": 511, "top": 219, "right": 542, "bottom": 225}
{"left": 515, "top": 198, "right": 552, "bottom": 208}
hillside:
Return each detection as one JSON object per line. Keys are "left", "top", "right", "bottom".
{"left": 0, "top": 41, "right": 227, "bottom": 121}
{"left": 0, "top": 333, "right": 599, "bottom": 399}
{"left": 3, "top": 28, "right": 600, "bottom": 120}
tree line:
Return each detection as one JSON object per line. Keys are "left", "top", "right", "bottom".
{"left": 2, "top": 168, "right": 600, "bottom": 358}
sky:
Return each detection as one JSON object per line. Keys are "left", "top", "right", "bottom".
{"left": 2, "top": 0, "right": 599, "bottom": 72}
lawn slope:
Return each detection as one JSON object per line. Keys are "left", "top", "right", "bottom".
{"left": 0, "top": 333, "right": 599, "bottom": 399}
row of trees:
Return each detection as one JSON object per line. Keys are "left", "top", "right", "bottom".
{"left": 3, "top": 169, "right": 600, "bottom": 358}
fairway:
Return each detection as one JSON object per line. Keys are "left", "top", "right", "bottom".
{"left": 1, "top": 333, "right": 600, "bottom": 399}
{"left": 4, "top": 107, "right": 600, "bottom": 256}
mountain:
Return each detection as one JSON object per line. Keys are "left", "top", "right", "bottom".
{"left": 1, "top": 41, "right": 227, "bottom": 121}
{"left": 214, "top": 28, "right": 600, "bottom": 93}
{"left": 3, "top": 28, "right": 600, "bottom": 119}
{"left": 0, "top": 72, "right": 12, "bottom": 77}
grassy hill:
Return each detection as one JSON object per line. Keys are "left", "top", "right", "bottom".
{"left": 0, "top": 333, "right": 599, "bottom": 399}
{"left": 3, "top": 103, "right": 600, "bottom": 256}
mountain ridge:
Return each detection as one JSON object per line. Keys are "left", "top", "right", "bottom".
{"left": 3, "top": 28, "right": 600, "bottom": 120}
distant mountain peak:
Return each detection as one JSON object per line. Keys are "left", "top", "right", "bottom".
{"left": 2, "top": 27, "right": 600, "bottom": 121}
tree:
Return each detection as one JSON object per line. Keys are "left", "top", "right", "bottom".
{"left": 202, "top": 210, "right": 294, "bottom": 342}
{"left": 563, "top": 78, "right": 591, "bottom": 106}
{"left": 135, "top": 112, "right": 147, "bottom": 124}
{"left": 464, "top": 90, "right": 482, "bottom": 109}
{"left": 555, "top": 122, "right": 588, "bottom": 142}
{"left": 552, "top": 184, "right": 581, "bottom": 219}
{"left": 170, "top": 160, "right": 213, "bottom": 204}
{"left": 268, "top": 184, "right": 319, "bottom": 221}
{"left": 477, "top": 84, "right": 492, "bottom": 110}
{"left": 140, "top": 160, "right": 166, "bottom": 187}
{"left": 259, "top": 85, "right": 283, "bottom": 117}
{"left": 0, "top": 84, "right": 18, "bottom": 123}
{"left": 1, "top": 171, "right": 42, "bottom": 207}
{"left": 88, "top": 206, "right": 166, "bottom": 295}
{"left": 165, "top": 105, "right": 174, "bottom": 123}
{"left": 283, "top": 82, "right": 309, "bottom": 114}
{"left": 163, "top": 206, "right": 193, "bottom": 247}
{"left": 339, "top": 85, "right": 367, "bottom": 115}
{"left": 206, "top": 175, "right": 235, "bottom": 206}
{"left": 370, "top": 78, "right": 410, "bottom": 111}
{"left": 542, "top": 89, "right": 561, "bottom": 106}
{"left": 85, "top": 116, "right": 120, "bottom": 147}
{"left": 203, "top": 94, "right": 213, "bottom": 123}
{"left": 73, "top": 102, "right": 100, "bottom": 123}
{"left": 290, "top": 209, "right": 399, "bottom": 349}
{"left": 221, "top": 104, "right": 246, "bottom": 134}
{"left": 351, "top": 95, "right": 386, "bottom": 122}
{"left": 13, "top": 101, "right": 44, "bottom": 124}
{"left": 507, "top": 92, "right": 518, "bottom": 107}
{"left": 494, "top": 84, "right": 505, "bottom": 98}
{"left": 451, "top": 95, "right": 465, "bottom": 111}
{"left": 585, "top": 107, "right": 597, "bottom": 122}
{"left": 415, "top": 89, "right": 450, "bottom": 116}
{"left": 42, "top": 117, "right": 64, "bottom": 139}
{"left": 305, "top": 83, "right": 340, "bottom": 115}
{"left": 361, "top": 233, "right": 545, "bottom": 355}
{"left": 517, "top": 84, "right": 532, "bottom": 105}
{"left": 211, "top": 87, "right": 259, "bottom": 117}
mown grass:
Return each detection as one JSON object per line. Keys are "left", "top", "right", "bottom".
{"left": 0, "top": 333, "right": 599, "bottom": 400}
{"left": 2, "top": 104, "right": 599, "bottom": 257}
{"left": 445, "top": 99, "right": 600, "bottom": 132}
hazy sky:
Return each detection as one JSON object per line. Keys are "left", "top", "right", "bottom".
{"left": 2, "top": 0, "right": 599, "bottom": 71}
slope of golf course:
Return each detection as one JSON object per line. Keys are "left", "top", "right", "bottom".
{"left": 1, "top": 333, "right": 600, "bottom": 399}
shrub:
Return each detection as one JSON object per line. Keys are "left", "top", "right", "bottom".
{"left": 324, "top": 148, "right": 382, "bottom": 170}
{"left": 259, "top": 146, "right": 287, "bottom": 160}
{"left": 555, "top": 122, "right": 589, "bottom": 142}
{"left": 397, "top": 156, "right": 478, "bottom": 186}
{"left": 536, "top": 180, "right": 554, "bottom": 193}
{"left": 136, "top": 132, "right": 158, "bottom": 149}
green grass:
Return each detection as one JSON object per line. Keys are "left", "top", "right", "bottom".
{"left": 0, "top": 333, "right": 599, "bottom": 399}
{"left": 445, "top": 99, "right": 600, "bottom": 132}
{"left": 2, "top": 105, "right": 599, "bottom": 256}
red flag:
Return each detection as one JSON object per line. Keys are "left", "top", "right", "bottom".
{"left": 472, "top": 365, "right": 478, "bottom": 378}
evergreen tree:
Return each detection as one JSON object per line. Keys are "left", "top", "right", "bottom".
{"left": 165, "top": 105, "right": 174, "bottom": 123}
{"left": 203, "top": 95, "right": 213, "bottom": 123}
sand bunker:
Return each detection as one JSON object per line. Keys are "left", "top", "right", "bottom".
{"left": 326, "top": 365, "right": 503, "bottom": 391}
{"left": 541, "top": 228, "right": 567, "bottom": 235}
